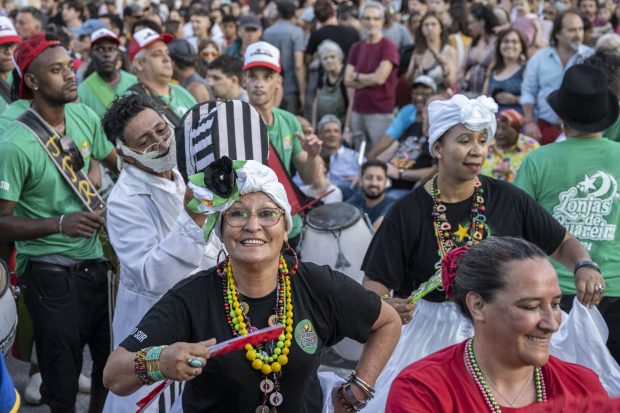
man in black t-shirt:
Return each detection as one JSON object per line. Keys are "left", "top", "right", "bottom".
{"left": 305, "top": 0, "right": 360, "bottom": 66}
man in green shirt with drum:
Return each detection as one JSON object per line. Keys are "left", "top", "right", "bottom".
{"left": 127, "top": 27, "right": 197, "bottom": 125}
{"left": 244, "top": 41, "right": 322, "bottom": 248}
{"left": 77, "top": 28, "right": 137, "bottom": 119}
{"left": 0, "top": 33, "right": 118, "bottom": 412}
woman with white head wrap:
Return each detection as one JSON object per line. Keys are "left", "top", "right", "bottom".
{"left": 360, "top": 94, "right": 606, "bottom": 412}
{"left": 103, "top": 158, "right": 402, "bottom": 413}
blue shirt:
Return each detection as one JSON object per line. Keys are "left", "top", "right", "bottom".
{"left": 385, "top": 104, "right": 417, "bottom": 139}
{"left": 345, "top": 192, "right": 395, "bottom": 223}
{"left": 520, "top": 45, "right": 594, "bottom": 125}
{"left": 292, "top": 145, "right": 365, "bottom": 187}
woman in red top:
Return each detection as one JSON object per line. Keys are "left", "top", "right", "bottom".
{"left": 386, "top": 237, "right": 608, "bottom": 413}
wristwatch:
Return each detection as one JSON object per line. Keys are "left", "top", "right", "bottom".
{"left": 398, "top": 168, "right": 405, "bottom": 180}
{"left": 344, "top": 382, "right": 368, "bottom": 410}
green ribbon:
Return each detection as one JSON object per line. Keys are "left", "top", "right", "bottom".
{"left": 187, "top": 160, "right": 248, "bottom": 242}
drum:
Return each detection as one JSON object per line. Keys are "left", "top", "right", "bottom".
{"left": 0, "top": 258, "right": 17, "bottom": 357}
{"left": 300, "top": 203, "right": 374, "bottom": 360}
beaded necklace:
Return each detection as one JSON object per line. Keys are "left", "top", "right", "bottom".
{"left": 431, "top": 173, "right": 486, "bottom": 258}
{"left": 464, "top": 337, "right": 546, "bottom": 413}
{"left": 217, "top": 252, "right": 297, "bottom": 413}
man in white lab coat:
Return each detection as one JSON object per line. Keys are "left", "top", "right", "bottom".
{"left": 101, "top": 93, "right": 219, "bottom": 413}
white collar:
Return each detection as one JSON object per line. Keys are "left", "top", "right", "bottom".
{"left": 120, "top": 164, "right": 184, "bottom": 196}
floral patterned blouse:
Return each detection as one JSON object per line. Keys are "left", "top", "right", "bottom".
{"left": 481, "top": 134, "right": 540, "bottom": 183}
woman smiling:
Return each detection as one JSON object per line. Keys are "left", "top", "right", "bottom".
{"left": 103, "top": 160, "right": 401, "bottom": 413}
{"left": 386, "top": 238, "right": 608, "bottom": 412}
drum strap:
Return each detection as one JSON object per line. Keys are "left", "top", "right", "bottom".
{"left": 0, "top": 77, "right": 12, "bottom": 106}
{"left": 15, "top": 109, "right": 106, "bottom": 212}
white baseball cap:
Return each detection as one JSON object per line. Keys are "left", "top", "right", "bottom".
{"left": 243, "top": 41, "right": 281, "bottom": 73}
{"left": 90, "top": 28, "right": 119, "bottom": 50}
{"left": 128, "top": 28, "right": 173, "bottom": 62}
{"left": 0, "top": 17, "right": 21, "bottom": 45}
{"left": 413, "top": 75, "right": 438, "bottom": 93}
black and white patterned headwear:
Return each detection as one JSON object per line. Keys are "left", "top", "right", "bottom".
{"left": 175, "top": 100, "right": 270, "bottom": 183}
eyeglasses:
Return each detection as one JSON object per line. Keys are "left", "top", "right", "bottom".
{"left": 125, "top": 123, "right": 173, "bottom": 155}
{"left": 362, "top": 16, "right": 382, "bottom": 21}
{"left": 223, "top": 208, "right": 285, "bottom": 228}
{"left": 202, "top": 50, "right": 219, "bottom": 58}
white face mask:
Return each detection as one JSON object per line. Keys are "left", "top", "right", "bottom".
{"left": 117, "top": 133, "right": 178, "bottom": 174}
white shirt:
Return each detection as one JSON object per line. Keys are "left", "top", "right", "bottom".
{"left": 300, "top": 184, "right": 343, "bottom": 204}
{"left": 103, "top": 164, "right": 219, "bottom": 413}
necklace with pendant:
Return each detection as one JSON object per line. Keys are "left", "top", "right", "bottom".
{"left": 431, "top": 173, "right": 486, "bottom": 259}
{"left": 217, "top": 250, "right": 298, "bottom": 413}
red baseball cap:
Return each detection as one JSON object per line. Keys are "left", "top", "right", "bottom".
{"left": 128, "top": 28, "right": 173, "bottom": 62}
{"left": 12, "top": 33, "right": 61, "bottom": 99}
{"left": 90, "top": 28, "right": 120, "bottom": 50}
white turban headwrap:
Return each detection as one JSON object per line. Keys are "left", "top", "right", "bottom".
{"left": 187, "top": 160, "right": 293, "bottom": 240}
{"left": 427, "top": 95, "right": 498, "bottom": 158}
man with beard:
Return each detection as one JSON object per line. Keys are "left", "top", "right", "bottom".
{"left": 345, "top": 160, "right": 394, "bottom": 230}
{"left": 521, "top": 10, "right": 594, "bottom": 145}
{"left": 0, "top": 33, "right": 118, "bottom": 413}
{"left": 78, "top": 29, "right": 137, "bottom": 119}
{"left": 100, "top": 92, "right": 219, "bottom": 413}
{"left": 128, "top": 28, "right": 197, "bottom": 126}
{"left": 40, "top": 0, "right": 64, "bottom": 26}
{"left": 0, "top": 17, "right": 21, "bottom": 115}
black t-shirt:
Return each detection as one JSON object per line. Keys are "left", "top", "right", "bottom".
{"left": 120, "top": 257, "right": 381, "bottom": 413}
{"left": 306, "top": 25, "right": 360, "bottom": 58}
{"left": 361, "top": 175, "right": 566, "bottom": 301}
{"left": 389, "top": 121, "right": 434, "bottom": 190}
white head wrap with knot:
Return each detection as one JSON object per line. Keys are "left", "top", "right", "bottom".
{"left": 427, "top": 95, "right": 498, "bottom": 158}
{"left": 188, "top": 160, "right": 293, "bottom": 238}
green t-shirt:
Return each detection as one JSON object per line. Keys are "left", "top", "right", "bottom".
{"left": 126, "top": 83, "right": 198, "bottom": 119}
{"left": 266, "top": 107, "right": 304, "bottom": 238}
{"left": 602, "top": 103, "right": 620, "bottom": 143}
{"left": 78, "top": 70, "right": 138, "bottom": 119}
{"left": 0, "top": 103, "right": 115, "bottom": 275}
{"left": 0, "top": 99, "right": 30, "bottom": 136}
{"left": 513, "top": 137, "right": 620, "bottom": 296}
{"left": 0, "top": 71, "right": 14, "bottom": 115}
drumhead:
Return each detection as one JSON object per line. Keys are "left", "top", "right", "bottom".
{"left": 306, "top": 203, "right": 363, "bottom": 231}
{"left": 0, "top": 259, "right": 8, "bottom": 300}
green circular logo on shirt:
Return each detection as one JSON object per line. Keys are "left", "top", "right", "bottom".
{"left": 294, "top": 319, "right": 318, "bottom": 354}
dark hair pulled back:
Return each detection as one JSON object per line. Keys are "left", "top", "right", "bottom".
{"left": 451, "top": 237, "right": 548, "bottom": 321}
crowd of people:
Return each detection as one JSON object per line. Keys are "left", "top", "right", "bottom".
{"left": 0, "top": 0, "right": 620, "bottom": 411}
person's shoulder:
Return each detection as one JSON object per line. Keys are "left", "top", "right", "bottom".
{"left": 397, "top": 342, "right": 461, "bottom": 380}
{"left": 344, "top": 191, "right": 364, "bottom": 205}
{"left": 169, "top": 265, "right": 220, "bottom": 295}
{"left": 66, "top": 102, "right": 100, "bottom": 121}
{"left": 381, "top": 36, "right": 398, "bottom": 49}
{"left": 120, "top": 70, "right": 138, "bottom": 82}
{"left": 481, "top": 174, "right": 532, "bottom": 199}
{"left": 272, "top": 107, "right": 300, "bottom": 125}
{"left": 546, "top": 356, "right": 607, "bottom": 394}
{"left": 578, "top": 44, "right": 595, "bottom": 57}
{"left": 170, "top": 82, "right": 196, "bottom": 99}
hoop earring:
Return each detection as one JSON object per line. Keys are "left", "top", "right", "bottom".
{"left": 281, "top": 242, "right": 298, "bottom": 275}
{"left": 217, "top": 247, "right": 228, "bottom": 265}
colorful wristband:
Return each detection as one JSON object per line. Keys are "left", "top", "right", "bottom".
{"left": 146, "top": 346, "right": 167, "bottom": 382}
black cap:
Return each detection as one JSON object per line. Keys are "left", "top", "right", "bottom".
{"left": 239, "top": 13, "right": 261, "bottom": 29}
{"left": 277, "top": 0, "right": 296, "bottom": 17}
{"left": 167, "top": 39, "right": 197, "bottom": 64}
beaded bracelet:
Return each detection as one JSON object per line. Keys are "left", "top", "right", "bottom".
{"left": 337, "top": 385, "right": 355, "bottom": 412}
{"left": 134, "top": 346, "right": 167, "bottom": 386}
{"left": 134, "top": 347, "right": 156, "bottom": 386}
{"left": 146, "top": 346, "right": 167, "bottom": 382}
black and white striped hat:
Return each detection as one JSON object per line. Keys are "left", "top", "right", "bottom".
{"left": 176, "top": 100, "right": 270, "bottom": 183}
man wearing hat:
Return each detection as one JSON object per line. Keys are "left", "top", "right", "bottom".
{"left": 0, "top": 17, "right": 21, "bottom": 115}
{"left": 514, "top": 64, "right": 620, "bottom": 363}
{"left": 368, "top": 75, "right": 437, "bottom": 161}
{"left": 70, "top": 19, "right": 109, "bottom": 84}
{"left": 225, "top": 13, "right": 263, "bottom": 59}
{"left": 244, "top": 41, "right": 322, "bottom": 248}
{"left": 263, "top": 0, "right": 306, "bottom": 115}
{"left": 0, "top": 33, "right": 118, "bottom": 412}
{"left": 78, "top": 28, "right": 138, "bottom": 119}
{"left": 168, "top": 38, "right": 212, "bottom": 103}
{"left": 127, "top": 28, "right": 197, "bottom": 125}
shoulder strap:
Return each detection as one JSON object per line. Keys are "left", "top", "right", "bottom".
{"left": 83, "top": 72, "right": 118, "bottom": 110}
{"left": 14, "top": 109, "right": 105, "bottom": 212}
{"left": 128, "top": 83, "right": 182, "bottom": 127}
{"left": 0, "top": 77, "right": 12, "bottom": 106}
